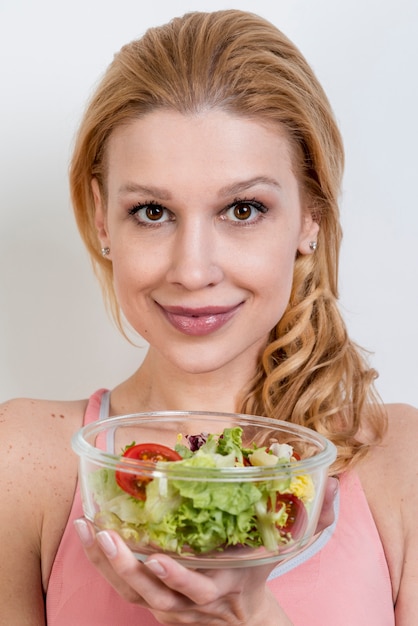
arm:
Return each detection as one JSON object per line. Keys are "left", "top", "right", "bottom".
{"left": 392, "top": 404, "right": 418, "bottom": 624}
{"left": 0, "top": 397, "right": 83, "bottom": 626}
{"left": 359, "top": 403, "right": 418, "bottom": 623}
{"left": 0, "top": 400, "right": 46, "bottom": 625}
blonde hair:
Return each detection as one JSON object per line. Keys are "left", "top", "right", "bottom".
{"left": 70, "top": 9, "right": 385, "bottom": 473}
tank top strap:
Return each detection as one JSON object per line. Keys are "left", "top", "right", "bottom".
{"left": 83, "top": 389, "right": 110, "bottom": 425}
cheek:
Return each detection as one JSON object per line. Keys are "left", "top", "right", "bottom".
{"left": 110, "top": 247, "right": 168, "bottom": 321}
{"left": 110, "top": 253, "right": 146, "bottom": 305}
{"left": 111, "top": 261, "right": 153, "bottom": 335}
{"left": 254, "top": 246, "right": 296, "bottom": 313}
{"left": 248, "top": 241, "right": 296, "bottom": 288}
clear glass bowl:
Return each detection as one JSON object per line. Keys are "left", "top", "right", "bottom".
{"left": 72, "top": 411, "right": 336, "bottom": 568}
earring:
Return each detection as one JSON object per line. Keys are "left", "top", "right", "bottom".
{"left": 101, "top": 247, "right": 110, "bottom": 257}
{"left": 309, "top": 241, "right": 317, "bottom": 251}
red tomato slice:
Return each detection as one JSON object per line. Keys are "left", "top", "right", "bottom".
{"left": 272, "top": 493, "right": 308, "bottom": 539}
{"left": 115, "top": 443, "right": 182, "bottom": 500}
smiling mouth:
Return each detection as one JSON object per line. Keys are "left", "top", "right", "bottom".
{"left": 157, "top": 304, "right": 243, "bottom": 336}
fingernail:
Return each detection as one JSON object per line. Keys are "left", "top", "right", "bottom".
{"left": 330, "top": 477, "right": 339, "bottom": 496}
{"left": 96, "top": 531, "right": 118, "bottom": 559}
{"left": 144, "top": 559, "right": 167, "bottom": 578}
{"left": 74, "top": 519, "right": 94, "bottom": 547}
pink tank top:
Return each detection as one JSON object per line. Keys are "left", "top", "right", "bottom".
{"left": 46, "top": 389, "right": 394, "bottom": 625}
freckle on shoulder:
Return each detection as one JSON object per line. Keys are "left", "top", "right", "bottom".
{"left": 0, "top": 397, "right": 87, "bottom": 429}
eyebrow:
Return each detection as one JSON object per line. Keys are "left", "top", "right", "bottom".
{"left": 117, "top": 183, "right": 172, "bottom": 200}
{"left": 218, "top": 176, "right": 281, "bottom": 197}
{"left": 117, "top": 176, "right": 281, "bottom": 200}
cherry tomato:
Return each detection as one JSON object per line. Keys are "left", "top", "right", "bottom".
{"left": 115, "top": 443, "right": 182, "bottom": 500}
{"left": 272, "top": 493, "right": 308, "bottom": 539}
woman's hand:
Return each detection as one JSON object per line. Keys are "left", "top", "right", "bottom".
{"left": 73, "top": 478, "right": 337, "bottom": 625}
{"left": 74, "top": 518, "right": 292, "bottom": 626}
{"left": 316, "top": 476, "right": 338, "bottom": 532}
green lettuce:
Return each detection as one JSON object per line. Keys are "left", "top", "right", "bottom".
{"left": 89, "top": 426, "right": 300, "bottom": 554}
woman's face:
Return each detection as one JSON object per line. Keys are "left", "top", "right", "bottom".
{"left": 93, "top": 110, "right": 318, "bottom": 377}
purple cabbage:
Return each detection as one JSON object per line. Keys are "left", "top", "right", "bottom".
{"left": 185, "top": 433, "right": 208, "bottom": 452}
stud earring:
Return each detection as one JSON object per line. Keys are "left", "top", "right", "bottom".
{"left": 309, "top": 241, "right": 317, "bottom": 251}
{"left": 101, "top": 247, "right": 110, "bottom": 257}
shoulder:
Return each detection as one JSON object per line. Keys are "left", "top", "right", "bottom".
{"left": 0, "top": 394, "right": 88, "bottom": 423}
{"left": 0, "top": 396, "right": 88, "bottom": 593}
{"left": 0, "top": 394, "right": 88, "bottom": 510}
{"left": 376, "top": 403, "right": 418, "bottom": 477}
{"left": 0, "top": 395, "right": 88, "bottom": 501}
{"left": 357, "top": 403, "right": 418, "bottom": 616}
{"left": 379, "top": 403, "right": 418, "bottom": 514}
{"left": 384, "top": 401, "right": 418, "bottom": 437}
{"left": 360, "top": 401, "right": 417, "bottom": 461}
{"left": 385, "top": 404, "right": 418, "bottom": 621}
{"left": 361, "top": 402, "right": 418, "bottom": 504}
{"left": 0, "top": 396, "right": 88, "bottom": 464}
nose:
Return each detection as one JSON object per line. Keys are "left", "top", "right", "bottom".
{"left": 166, "top": 218, "right": 224, "bottom": 290}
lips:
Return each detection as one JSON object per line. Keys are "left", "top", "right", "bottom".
{"left": 157, "top": 303, "right": 243, "bottom": 336}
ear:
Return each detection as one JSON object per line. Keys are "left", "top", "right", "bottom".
{"left": 91, "top": 178, "right": 111, "bottom": 252}
{"left": 297, "top": 211, "right": 320, "bottom": 255}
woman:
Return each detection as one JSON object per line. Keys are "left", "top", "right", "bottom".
{"left": 1, "top": 10, "right": 416, "bottom": 626}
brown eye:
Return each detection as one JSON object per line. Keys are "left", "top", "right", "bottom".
{"left": 145, "top": 205, "right": 164, "bottom": 221}
{"left": 128, "top": 202, "right": 172, "bottom": 226}
{"left": 233, "top": 202, "right": 253, "bottom": 220}
{"left": 221, "top": 199, "right": 267, "bottom": 225}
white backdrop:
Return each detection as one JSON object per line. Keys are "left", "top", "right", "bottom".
{"left": 0, "top": 0, "right": 417, "bottom": 405}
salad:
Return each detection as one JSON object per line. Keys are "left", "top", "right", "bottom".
{"left": 89, "top": 427, "right": 314, "bottom": 555}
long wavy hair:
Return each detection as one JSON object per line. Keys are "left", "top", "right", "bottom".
{"left": 70, "top": 9, "right": 386, "bottom": 473}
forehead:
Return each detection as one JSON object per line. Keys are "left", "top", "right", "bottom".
{"left": 105, "top": 110, "right": 298, "bottom": 185}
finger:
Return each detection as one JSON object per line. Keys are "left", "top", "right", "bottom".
{"left": 144, "top": 555, "right": 275, "bottom": 606}
{"left": 316, "top": 476, "right": 339, "bottom": 533}
{"left": 74, "top": 518, "right": 274, "bottom": 615}
{"left": 93, "top": 529, "right": 196, "bottom": 612}
{"left": 144, "top": 556, "right": 220, "bottom": 605}
{"left": 74, "top": 519, "right": 154, "bottom": 605}
{"left": 74, "top": 519, "right": 218, "bottom": 611}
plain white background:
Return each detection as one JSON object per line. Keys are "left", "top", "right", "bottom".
{"left": 0, "top": 0, "right": 417, "bottom": 405}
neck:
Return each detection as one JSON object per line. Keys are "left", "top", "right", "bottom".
{"left": 110, "top": 349, "right": 258, "bottom": 416}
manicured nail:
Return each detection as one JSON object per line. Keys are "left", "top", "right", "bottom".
{"left": 330, "top": 477, "right": 339, "bottom": 497}
{"left": 74, "top": 518, "right": 94, "bottom": 547}
{"left": 144, "top": 559, "right": 167, "bottom": 578}
{"left": 97, "top": 531, "right": 118, "bottom": 559}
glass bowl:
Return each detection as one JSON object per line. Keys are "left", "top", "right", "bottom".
{"left": 72, "top": 411, "right": 336, "bottom": 568}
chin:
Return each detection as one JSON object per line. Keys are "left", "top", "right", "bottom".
{"left": 167, "top": 350, "right": 234, "bottom": 376}
{"left": 175, "top": 360, "right": 226, "bottom": 376}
